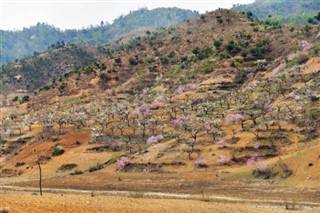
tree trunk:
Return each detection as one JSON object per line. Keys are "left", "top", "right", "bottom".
{"left": 37, "top": 159, "right": 43, "bottom": 195}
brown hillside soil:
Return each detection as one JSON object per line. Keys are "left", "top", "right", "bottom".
{"left": 1, "top": 191, "right": 318, "bottom": 213}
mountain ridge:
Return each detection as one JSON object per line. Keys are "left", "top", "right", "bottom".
{"left": 0, "top": 7, "right": 199, "bottom": 65}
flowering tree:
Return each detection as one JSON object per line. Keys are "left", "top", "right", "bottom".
{"left": 23, "top": 115, "right": 37, "bottom": 131}
{"left": 217, "top": 155, "right": 228, "bottom": 165}
{"left": 116, "top": 157, "right": 130, "bottom": 171}
{"left": 147, "top": 135, "right": 164, "bottom": 145}
{"left": 195, "top": 159, "right": 208, "bottom": 168}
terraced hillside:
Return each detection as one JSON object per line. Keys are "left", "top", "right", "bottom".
{"left": 0, "top": 9, "right": 320, "bottom": 211}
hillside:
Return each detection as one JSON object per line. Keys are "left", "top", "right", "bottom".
{"left": 0, "top": 9, "right": 320, "bottom": 211}
{"left": 0, "top": 7, "right": 199, "bottom": 65}
{"left": 0, "top": 43, "right": 107, "bottom": 100}
{"left": 232, "top": 0, "right": 320, "bottom": 23}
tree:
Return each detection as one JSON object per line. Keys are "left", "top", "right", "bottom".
{"left": 315, "top": 12, "right": 320, "bottom": 21}
{"left": 213, "top": 39, "right": 223, "bottom": 50}
{"left": 37, "top": 157, "right": 43, "bottom": 195}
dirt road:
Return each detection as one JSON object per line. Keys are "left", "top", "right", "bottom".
{"left": 1, "top": 186, "right": 319, "bottom": 213}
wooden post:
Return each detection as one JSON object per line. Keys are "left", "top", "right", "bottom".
{"left": 37, "top": 158, "right": 43, "bottom": 195}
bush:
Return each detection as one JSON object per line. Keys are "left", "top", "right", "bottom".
{"left": 58, "top": 83, "right": 67, "bottom": 93}
{"left": 12, "top": 96, "right": 19, "bottom": 102}
{"left": 148, "top": 65, "right": 158, "bottom": 72}
{"left": 15, "top": 161, "right": 25, "bottom": 167}
{"left": 20, "top": 95, "right": 30, "bottom": 104}
{"left": 202, "top": 66, "right": 213, "bottom": 74}
{"left": 231, "top": 59, "right": 243, "bottom": 68}
{"left": 89, "top": 163, "right": 103, "bottom": 172}
{"left": 52, "top": 146, "right": 64, "bottom": 156}
{"left": 99, "top": 73, "right": 111, "bottom": 81}
{"left": 225, "top": 41, "right": 241, "bottom": 56}
{"left": 70, "top": 170, "right": 83, "bottom": 175}
{"left": 218, "top": 51, "right": 229, "bottom": 60}
{"left": 58, "top": 164, "right": 77, "bottom": 171}
{"left": 129, "top": 57, "right": 139, "bottom": 65}
{"left": 252, "top": 162, "right": 272, "bottom": 179}
{"left": 160, "top": 56, "right": 169, "bottom": 65}
{"left": 213, "top": 39, "right": 223, "bottom": 50}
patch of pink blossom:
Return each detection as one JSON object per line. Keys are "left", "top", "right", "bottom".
{"left": 174, "top": 85, "right": 185, "bottom": 94}
{"left": 217, "top": 155, "right": 228, "bottom": 165}
{"left": 256, "top": 161, "right": 270, "bottom": 173}
{"left": 246, "top": 155, "right": 258, "bottom": 166}
{"left": 305, "top": 89, "right": 313, "bottom": 96}
{"left": 162, "top": 78, "right": 171, "bottom": 83}
{"left": 246, "top": 73, "right": 255, "bottom": 79}
{"left": 111, "top": 142, "right": 125, "bottom": 150}
{"left": 147, "top": 135, "right": 164, "bottom": 145}
{"left": 105, "top": 89, "right": 112, "bottom": 95}
{"left": 215, "top": 140, "right": 227, "bottom": 146}
{"left": 116, "top": 157, "right": 130, "bottom": 171}
{"left": 298, "top": 40, "right": 313, "bottom": 51}
{"left": 292, "top": 94, "right": 300, "bottom": 100}
{"left": 203, "top": 124, "right": 211, "bottom": 131}
{"left": 180, "top": 115, "right": 190, "bottom": 123}
{"left": 245, "top": 83, "right": 257, "bottom": 91}
{"left": 225, "top": 113, "right": 243, "bottom": 123}
{"left": 170, "top": 119, "right": 181, "bottom": 129}
{"left": 195, "top": 159, "right": 208, "bottom": 168}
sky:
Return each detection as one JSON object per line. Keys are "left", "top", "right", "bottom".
{"left": 0, "top": 0, "right": 255, "bottom": 31}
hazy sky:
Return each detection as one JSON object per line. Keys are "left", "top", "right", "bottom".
{"left": 0, "top": 0, "right": 255, "bottom": 31}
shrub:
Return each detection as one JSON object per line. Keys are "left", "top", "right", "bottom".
{"left": 213, "top": 39, "right": 223, "bottom": 50}
{"left": 107, "top": 152, "right": 123, "bottom": 164}
{"left": 218, "top": 51, "right": 229, "bottom": 60}
{"left": 160, "top": 56, "right": 169, "bottom": 65}
{"left": 114, "top": 58, "right": 122, "bottom": 64}
{"left": 297, "top": 54, "right": 309, "bottom": 65}
{"left": 168, "top": 51, "right": 175, "bottom": 58}
{"left": 202, "top": 66, "right": 213, "bottom": 74}
{"left": 70, "top": 170, "right": 83, "bottom": 175}
{"left": 231, "top": 59, "right": 243, "bottom": 68}
{"left": 12, "top": 96, "right": 19, "bottom": 102}
{"left": 129, "top": 57, "right": 139, "bottom": 65}
{"left": 148, "top": 65, "right": 158, "bottom": 72}
{"left": 52, "top": 146, "right": 64, "bottom": 156}
{"left": 99, "top": 73, "right": 111, "bottom": 81}
{"left": 225, "top": 41, "right": 241, "bottom": 56}
{"left": 84, "top": 66, "right": 94, "bottom": 74}
{"left": 116, "top": 157, "right": 130, "bottom": 171}
{"left": 20, "top": 95, "right": 30, "bottom": 103}
{"left": 252, "top": 162, "right": 272, "bottom": 179}
{"left": 89, "top": 163, "right": 103, "bottom": 172}
{"left": 195, "top": 159, "right": 208, "bottom": 168}
{"left": 146, "top": 57, "right": 155, "bottom": 64}
{"left": 192, "top": 47, "right": 200, "bottom": 55}
{"left": 15, "top": 161, "right": 25, "bottom": 167}
{"left": 58, "top": 164, "right": 77, "bottom": 171}
{"left": 58, "top": 83, "right": 67, "bottom": 93}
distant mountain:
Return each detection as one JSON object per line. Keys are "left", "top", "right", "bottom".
{"left": 0, "top": 7, "right": 199, "bottom": 65}
{"left": 232, "top": 0, "right": 320, "bottom": 23}
{"left": 0, "top": 44, "right": 106, "bottom": 94}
